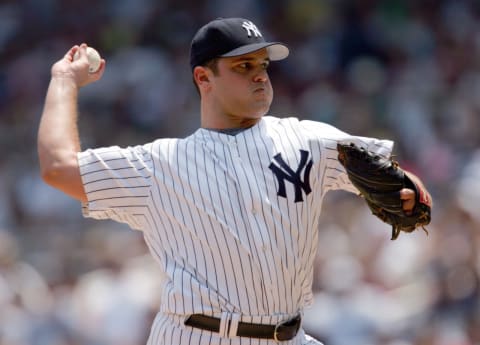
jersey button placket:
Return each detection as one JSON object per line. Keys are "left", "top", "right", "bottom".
{"left": 228, "top": 138, "right": 241, "bottom": 158}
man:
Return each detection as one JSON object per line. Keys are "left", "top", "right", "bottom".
{"left": 38, "top": 17, "right": 418, "bottom": 345}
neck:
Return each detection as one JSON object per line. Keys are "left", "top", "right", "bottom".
{"left": 200, "top": 103, "right": 261, "bottom": 129}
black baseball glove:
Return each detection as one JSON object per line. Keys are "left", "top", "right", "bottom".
{"left": 337, "top": 143, "right": 432, "bottom": 240}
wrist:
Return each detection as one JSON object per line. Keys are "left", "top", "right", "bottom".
{"left": 50, "top": 74, "right": 80, "bottom": 91}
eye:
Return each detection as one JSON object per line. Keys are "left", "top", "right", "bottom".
{"left": 237, "top": 62, "right": 252, "bottom": 70}
{"left": 233, "top": 60, "right": 270, "bottom": 72}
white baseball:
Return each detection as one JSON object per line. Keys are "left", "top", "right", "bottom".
{"left": 74, "top": 46, "right": 101, "bottom": 73}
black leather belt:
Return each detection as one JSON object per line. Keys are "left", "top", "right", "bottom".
{"left": 184, "top": 314, "right": 301, "bottom": 341}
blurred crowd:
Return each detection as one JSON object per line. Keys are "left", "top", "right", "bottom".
{"left": 1, "top": 0, "right": 480, "bottom": 344}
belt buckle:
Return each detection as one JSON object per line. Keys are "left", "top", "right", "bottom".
{"left": 273, "top": 315, "right": 301, "bottom": 342}
{"left": 273, "top": 321, "right": 282, "bottom": 342}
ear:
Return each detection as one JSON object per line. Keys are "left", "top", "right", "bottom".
{"left": 193, "top": 66, "right": 211, "bottom": 91}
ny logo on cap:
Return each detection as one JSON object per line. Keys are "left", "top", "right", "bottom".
{"left": 242, "top": 21, "right": 262, "bottom": 37}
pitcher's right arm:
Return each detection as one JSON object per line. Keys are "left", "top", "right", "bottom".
{"left": 38, "top": 44, "right": 105, "bottom": 202}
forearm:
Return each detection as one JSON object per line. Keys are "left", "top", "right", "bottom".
{"left": 38, "top": 76, "right": 81, "bottom": 178}
{"left": 37, "top": 75, "right": 90, "bottom": 202}
{"left": 38, "top": 44, "right": 105, "bottom": 201}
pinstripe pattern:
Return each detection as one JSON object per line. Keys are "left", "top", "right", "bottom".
{"left": 78, "top": 116, "right": 393, "bottom": 344}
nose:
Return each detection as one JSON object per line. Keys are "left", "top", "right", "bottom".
{"left": 253, "top": 68, "right": 268, "bottom": 83}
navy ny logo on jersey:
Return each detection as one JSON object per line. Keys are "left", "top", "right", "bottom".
{"left": 269, "top": 150, "right": 313, "bottom": 202}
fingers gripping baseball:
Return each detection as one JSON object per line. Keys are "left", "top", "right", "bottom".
{"left": 51, "top": 44, "right": 105, "bottom": 87}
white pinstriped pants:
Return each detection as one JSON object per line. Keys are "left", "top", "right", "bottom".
{"left": 146, "top": 313, "right": 323, "bottom": 345}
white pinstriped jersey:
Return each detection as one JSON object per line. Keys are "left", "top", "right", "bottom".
{"left": 78, "top": 116, "right": 393, "bottom": 345}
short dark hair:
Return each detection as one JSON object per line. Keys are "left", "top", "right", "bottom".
{"left": 192, "top": 58, "right": 220, "bottom": 95}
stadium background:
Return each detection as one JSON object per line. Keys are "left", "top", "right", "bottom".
{"left": 1, "top": 0, "right": 479, "bottom": 344}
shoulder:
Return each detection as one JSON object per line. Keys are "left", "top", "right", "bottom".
{"left": 263, "top": 116, "right": 393, "bottom": 154}
{"left": 263, "top": 115, "right": 345, "bottom": 138}
{"left": 262, "top": 116, "right": 303, "bottom": 133}
{"left": 263, "top": 115, "right": 299, "bottom": 126}
{"left": 148, "top": 136, "right": 191, "bottom": 158}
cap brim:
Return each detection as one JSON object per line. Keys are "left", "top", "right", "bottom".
{"left": 220, "top": 42, "right": 289, "bottom": 61}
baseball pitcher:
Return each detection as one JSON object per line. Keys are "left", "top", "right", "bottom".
{"left": 38, "top": 17, "right": 431, "bottom": 345}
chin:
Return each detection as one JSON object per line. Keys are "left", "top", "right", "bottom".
{"left": 249, "top": 108, "right": 269, "bottom": 118}
{"left": 252, "top": 101, "right": 271, "bottom": 116}
{"left": 237, "top": 100, "right": 271, "bottom": 119}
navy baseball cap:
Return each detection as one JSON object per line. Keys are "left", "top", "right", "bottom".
{"left": 190, "top": 17, "right": 289, "bottom": 70}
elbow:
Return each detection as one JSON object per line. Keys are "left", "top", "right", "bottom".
{"left": 38, "top": 152, "right": 87, "bottom": 202}
{"left": 38, "top": 148, "right": 77, "bottom": 183}
{"left": 40, "top": 166, "right": 57, "bottom": 186}
{"left": 39, "top": 163, "right": 64, "bottom": 188}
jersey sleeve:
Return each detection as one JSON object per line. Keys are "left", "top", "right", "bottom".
{"left": 77, "top": 143, "right": 154, "bottom": 230}
{"left": 299, "top": 119, "right": 394, "bottom": 194}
